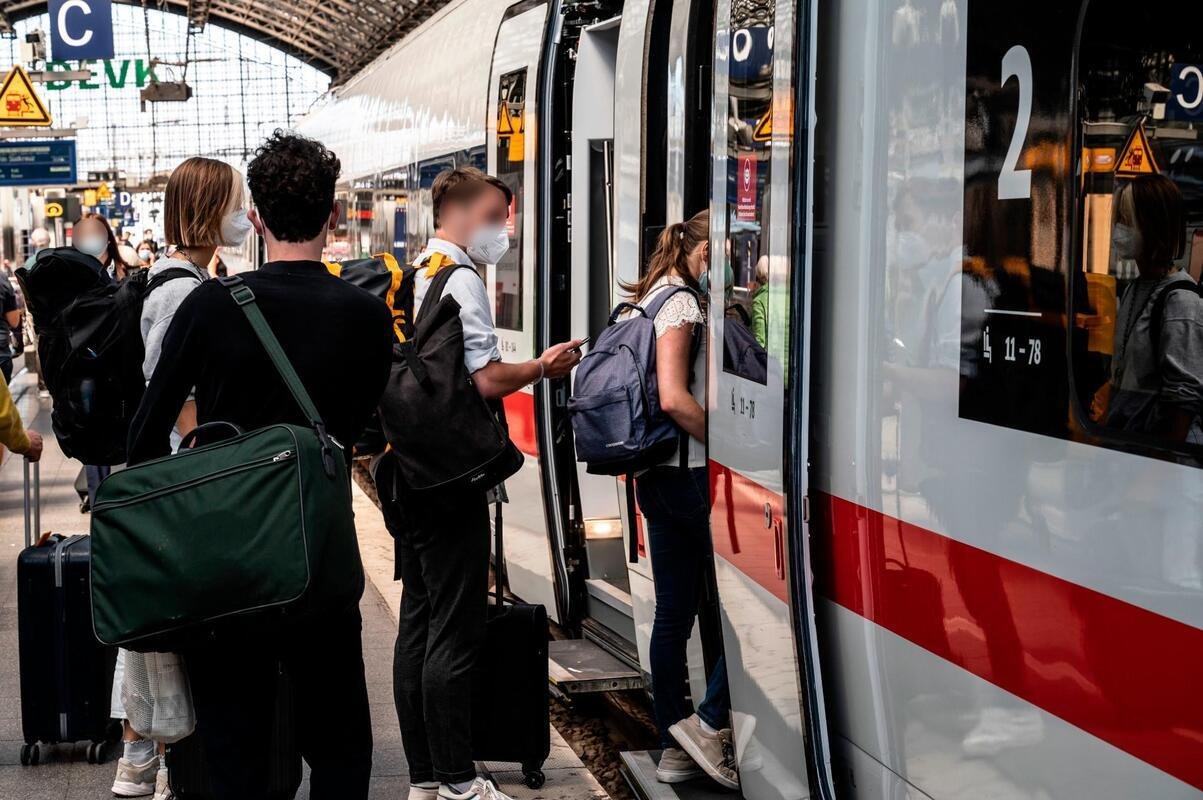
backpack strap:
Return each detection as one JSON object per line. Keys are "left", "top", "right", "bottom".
{"left": 1149, "top": 280, "right": 1203, "bottom": 361}
{"left": 218, "top": 275, "right": 340, "bottom": 479}
{"left": 638, "top": 285, "right": 704, "bottom": 470}
{"left": 415, "top": 261, "right": 477, "bottom": 327}
{"left": 145, "top": 266, "right": 201, "bottom": 295}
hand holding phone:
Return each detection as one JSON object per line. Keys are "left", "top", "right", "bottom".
{"left": 569, "top": 336, "right": 592, "bottom": 353}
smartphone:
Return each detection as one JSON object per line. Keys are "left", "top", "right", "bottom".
{"left": 569, "top": 337, "right": 592, "bottom": 353}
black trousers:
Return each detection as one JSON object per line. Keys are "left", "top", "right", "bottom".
{"left": 377, "top": 457, "right": 490, "bottom": 785}
{"left": 182, "top": 606, "right": 373, "bottom": 800}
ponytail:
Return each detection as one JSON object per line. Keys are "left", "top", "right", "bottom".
{"left": 624, "top": 209, "right": 709, "bottom": 302}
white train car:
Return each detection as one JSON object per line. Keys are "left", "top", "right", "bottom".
{"left": 299, "top": 1, "right": 1203, "bottom": 798}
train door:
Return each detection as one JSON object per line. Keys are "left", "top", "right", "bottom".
{"left": 486, "top": 1, "right": 564, "bottom": 622}
{"left": 707, "top": 0, "right": 832, "bottom": 798}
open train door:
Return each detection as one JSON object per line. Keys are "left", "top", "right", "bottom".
{"left": 706, "top": 0, "right": 834, "bottom": 798}
{"left": 483, "top": 0, "right": 571, "bottom": 623}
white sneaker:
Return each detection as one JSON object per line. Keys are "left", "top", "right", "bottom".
{"left": 669, "top": 714, "right": 740, "bottom": 790}
{"left": 111, "top": 755, "right": 158, "bottom": 797}
{"left": 962, "top": 706, "right": 1045, "bottom": 757}
{"left": 656, "top": 747, "right": 703, "bottom": 783}
{"left": 438, "top": 777, "right": 515, "bottom": 800}
{"left": 152, "top": 764, "right": 172, "bottom": 800}
{"left": 409, "top": 782, "right": 440, "bottom": 800}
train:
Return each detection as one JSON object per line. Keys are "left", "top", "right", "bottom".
{"left": 297, "top": 0, "right": 1203, "bottom": 798}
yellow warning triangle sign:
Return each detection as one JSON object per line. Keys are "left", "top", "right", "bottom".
{"left": 1115, "top": 122, "right": 1159, "bottom": 178}
{"left": 498, "top": 103, "right": 516, "bottom": 136}
{"left": 0, "top": 65, "right": 52, "bottom": 127}
{"left": 752, "top": 110, "right": 772, "bottom": 142}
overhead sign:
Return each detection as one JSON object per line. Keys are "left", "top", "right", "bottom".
{"left": 1169, "top": 63, "right": 1203, "bottom": 121}
{"left": 44, "top": 59, "right": 156, "bottom": 91}
{"left": 1115, "top": 123, "right": 1160, "bottom": 178}
{"left": 96, "top": 181, "right": 113, "bottom": 201}
{"left": 0, "top": 140, "right": 77, "bottom": 186}
{"left": 48, "top": 0, "right": 115, "bottom": 61}
{"left": 0, "top": 66, "right": 53, "bottom": 127}
{"left": 45, "top": 201, "right": 65, "bottom": 218}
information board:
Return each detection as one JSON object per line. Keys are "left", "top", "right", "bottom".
{"left": 0, "top": 140, "right": 77, "bottom": 186}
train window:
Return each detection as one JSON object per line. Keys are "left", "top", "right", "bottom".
{"left": 1069, "top": 3, "right": 1203, "bottom": 460}
{"left": 494, "top": 68, "right": 526, "bottom": 332}
{"left": 720, "top": 0, "right": 774, "bottom": 385}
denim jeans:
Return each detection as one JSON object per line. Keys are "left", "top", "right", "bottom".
{"left": 635, "top": 465, "right": 731, "bottom": 746}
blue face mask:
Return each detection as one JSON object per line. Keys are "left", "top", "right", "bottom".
{"left": 699, "top": 270, "right": 709, "bottom": 295}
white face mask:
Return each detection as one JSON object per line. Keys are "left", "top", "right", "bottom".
{"left": 1112, "top": 222, "right": 1142, "bottom": 261}
{"left": 76, "top": 236, "right": 108, "bottom": 258}
{"left": 221, "top": 208, "right": 253, "bottom": 247}
{"left": 466, "top": 224, "right": 510, "bottom": 265}
{"left": 138, "top": 249, "right": 153, "bottom": 261}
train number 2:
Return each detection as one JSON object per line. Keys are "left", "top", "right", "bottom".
{"left": 999, "top": 45, "right": 1034, "bottom": 201}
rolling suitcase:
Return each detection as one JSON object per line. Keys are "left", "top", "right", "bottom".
{"left": 16, "top": 460, "right": 118, "bottom": 766}
{"left": 471, "top": 501, "right": 551, "bottom": 789}
{"left": 166, "top": 663, "right": 301, "bottom": 800}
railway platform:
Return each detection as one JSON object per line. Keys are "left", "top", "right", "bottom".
{"left": 0, "top": 361, "right": 609, "bottom": 800}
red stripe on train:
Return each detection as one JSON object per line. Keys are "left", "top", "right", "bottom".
{"left": 502, "top": 391, "right": 539, "bottom": 457}
{"left": 812, "top": 491, "right": 1203, "bottom": 791}
{"left": 709, "top": 462, "right": 789, "bottom": 604}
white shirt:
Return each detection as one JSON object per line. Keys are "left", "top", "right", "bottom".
{"left": 412, "top": 238, "right": 502, "bottom": 374}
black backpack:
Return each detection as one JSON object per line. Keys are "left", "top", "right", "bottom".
{"left": 377, "top": 263, "right": 524, "bottom": 492}
{"left": 16, "top": 248, "right": 196, "bottom": 465}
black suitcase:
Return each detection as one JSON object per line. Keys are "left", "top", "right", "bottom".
{"left": 166, "top": 663, "right": 301, "bottom": 800}
{"left": 470, "top": 502, "right": 551, "bottom": 789}
{"left": 16, "top": 460, "right": 118, "bottom": 766}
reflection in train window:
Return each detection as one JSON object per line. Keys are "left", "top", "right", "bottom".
{"left": 1072, "top": 1, "right": 1203, "bottom": 458}
{"left": 494, "top": 68, "right": 526, "bottom": 331}
{"left": 720, "top": 0, "right": 773, "bottom": 385}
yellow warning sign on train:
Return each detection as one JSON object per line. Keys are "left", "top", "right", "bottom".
{"left": 1115, "top": 123, "right": 1159, "bottom": 178}
{"left": 497, "top": 102, "right": 524, "bottom": 163}
{"left": 0, "top": 65, "right": 53, "bottom": 127}
{"left": 751, "top": 98, "right": 794, "bottom": 143}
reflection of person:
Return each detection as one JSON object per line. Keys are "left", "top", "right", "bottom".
{"left": 750, "top": 256, "right": 768, "bottom": 348}
{"left": 1103, "top": 175, "right": 1203, "bottom": 443}
{"left": 622, "top": 211, "right": 739, "bottom": 790}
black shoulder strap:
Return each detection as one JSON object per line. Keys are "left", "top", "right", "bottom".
{"left": 1150, "top": 280, "right": 1203, "bottom": 359}
{"left": 415, "top": 262, "right": 477, "bottom": 328}
{"left": 145, "top": 266, "right": 201, "bottom": 295}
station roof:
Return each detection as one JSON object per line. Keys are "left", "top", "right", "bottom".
{"left": 0, "top": 0, "right": 451, "bottom": 85}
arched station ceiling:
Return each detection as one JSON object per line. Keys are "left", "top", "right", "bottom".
{"left": 0, "top": 0, "right": 452, "bottom": 85}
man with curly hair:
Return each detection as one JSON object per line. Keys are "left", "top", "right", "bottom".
{"left": 128, "top": 131, "right": 394, "bottom": 800}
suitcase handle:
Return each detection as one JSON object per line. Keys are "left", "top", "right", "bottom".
{"left": 23, "top": 459, "right": 40, "bottom": 550}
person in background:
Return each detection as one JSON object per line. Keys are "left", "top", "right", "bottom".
{"left": 377, "top": 166, "right": 580, "bottom": 800}
{"left": 750, "top": 256, "right": 769, "bottom": 349}
{"left": 117, "top": 244, "right": 142, "bottom": 274}
{"left": 0, "top": 271, "right": 19, "bottom": 383}
{"left": 108, "top": 156, "right": 251, "bottom": 800}
{"left": 24, "top": 228, "right": 50, "bottom": 269}
{"left": 0, "top": 371, "right": 42, "bottom": 462}
{"left": 621, "top": 211, "right": 740, "bottom": 790}
{"left": 137, "top": 239, "right": 158, "bottom": 269}
{"left": 73, "top": 214, "right": 128, "bottom": 281}
{"left": 128, "top": 130, "right": 391, "bottom": 800}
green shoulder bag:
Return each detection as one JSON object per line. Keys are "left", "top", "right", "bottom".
{"left": 90, "top": 275, "right": 364, "bottom": 652}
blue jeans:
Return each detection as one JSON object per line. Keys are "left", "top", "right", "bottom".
{"left": 635, "top": 466, "right": 731, "bottom": 746}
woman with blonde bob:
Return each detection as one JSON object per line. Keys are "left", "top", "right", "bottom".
{"left": 108, "top": 156, "right": 252, "bottom": 800}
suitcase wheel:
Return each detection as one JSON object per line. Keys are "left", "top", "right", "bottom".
{"left": 20, "top": 743, "right": 39, "bottom": 766}
{"left": 522, "top": 768, "right": 545, "bottom": 789}
{"left": 87, "top": 741, "right": 108, "bottom": 764}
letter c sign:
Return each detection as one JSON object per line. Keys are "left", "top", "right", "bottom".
{"left": 48, "top": 0, "right": 114, "bottom": 61}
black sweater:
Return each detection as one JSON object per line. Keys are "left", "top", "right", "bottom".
{"left": 128, "top": 260, "right": 393, "bottom": 465}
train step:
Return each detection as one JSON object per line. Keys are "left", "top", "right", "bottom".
{"left": 619, "top": 751, "right": 734, "bottom": 800}
{"left": 548, "top": 637, "right": 642, "bottom": 696}
{"left": 585, "top": 578, "right": 637, "bottom": 643}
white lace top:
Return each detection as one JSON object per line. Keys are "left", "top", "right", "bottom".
{"left": 625, "top": 276, "right": 707, "bottom": 468}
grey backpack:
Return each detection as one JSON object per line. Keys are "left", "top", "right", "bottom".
{"left": 568, "top": 285, "right": 699, "bottom": 477}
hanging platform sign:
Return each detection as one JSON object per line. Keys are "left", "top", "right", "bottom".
{"left": 0, "top": 66, "right": 54, "bottom": 127}
{"left": 0, "top": 140, "right": 77, "bottom": 186}
{"left": 49, "top": 0, "right": 115, "bottom": 61}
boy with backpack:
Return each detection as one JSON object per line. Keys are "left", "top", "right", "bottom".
{"left": 377, "top": 166, "right": 580, "bottom": 800}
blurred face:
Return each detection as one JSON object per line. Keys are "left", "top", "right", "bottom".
{"left": 74, "top": 219, "right": 111, "bottom": 263}
{"left": 440, "top": 186, "right": 509, "bottom": 245}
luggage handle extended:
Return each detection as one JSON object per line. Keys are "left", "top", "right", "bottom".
{"left": 23, "top": 459, "right": 40, "bottom": 550}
